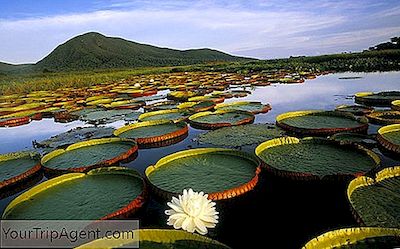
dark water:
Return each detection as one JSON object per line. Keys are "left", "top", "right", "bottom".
{"left": 0, "top": 71, "right": 399, "bottom": 248}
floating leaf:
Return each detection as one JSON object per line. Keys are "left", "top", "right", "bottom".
{"left": 276, "top": 110, "right": 368, "bottom": 136}
{"left": 41, "top": 138, "right": 138, "bottom": 174}
{"left": 256, "top": 137, "right": 380, "bottom": 180}
{"left": 189, "top": 110, "right": 254, "bottom": 130}
{"left": 348, "top": 166, "right": 400, "bottom": 228}
{"left": 145, "top": 148, "right": 261, "bottom": 200}
{"left": 35, "top": 126, "right": 115, "bottom": 148}
{"left": 2, "top": 167, "right": 146, "bottom": 220}
{"left": 76, "top": 229, "right": 231, "bottom": 249}
{"left": 198, "top": 124, "right": 285, "bottom": 147}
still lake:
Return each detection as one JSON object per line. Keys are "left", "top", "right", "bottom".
{"left": 0, "top": 71, "right": 399, "bottom": 248}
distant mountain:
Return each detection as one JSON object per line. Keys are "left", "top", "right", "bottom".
{"left": 0, "top": 32, "right": 250, "bottom": 74}
{"left": 0, "top": 62, "right": 34, "bottom": 75}
{"left": 33, "top": 32, "right": 249, "bottom": 72}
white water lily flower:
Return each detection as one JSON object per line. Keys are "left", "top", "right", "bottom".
{"left": 165, "top": 189, "right": 219, "bottom": 235}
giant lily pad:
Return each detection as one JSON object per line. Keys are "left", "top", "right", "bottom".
{"left": 392, "top": 100, "right": 400, "bottom": 111}
{"left": 347, "top": 166, "right": 400, "bottom": 228}
{"left": 276, "top": 110, "right": 368, "bottom": 136}
{"left": 355, "top": 91, "right": 400, "bottom": 107}
{"left": 255, "top": 137, "right": 380, "bottom": 180}
{"left": 41, "top": 138, "right": 138, "bottom": 174}
{"left": 80, "top": 109, "right": 136, "bottom": 124}
{"left": 2, "top": 167, "right": 146, "bottom": 220}
{"left": 215, "top": 101, "right": 271, "bottom": 114}
{"left": 0, "top": 151, "right": 41, "bottom": 192}
{"left": 139, "top": 109, "right": 189, "bottom": 122}
{"left": 303, "top": 227, "right": 400, "bottom": 249}
{"left": 144, "top": 101, "right": 179, "bottom": 112}
{"left": 114, "top": 120, "right": 188, "bottom": 147}
{"left": 77, "top": 229, "right": 231, "bottom": 249}
{"left": 145, "top": 148, "right": 261, "bottom": 200}
{"left": 335, "top": 105, "right": 374, "bottom": 115}
{"left": 35, "top": 126, "right": 115, "bottom": 148}
{"left": 377, "top": 124, "right": 400, "bottom": 158}
{"left": 178, "top": 101, "right": 216, "bottom": 112}
{"left": 329, "top": 132, "right": 377, "bottom": 148}
{"left": 198, "top": 124, "right": 285, "bottom": 147}
{"left": 366, "top": 111, "right": 400, "bottom": 125}
{"left": 189, "top": 110, "right": 255, "bottom": 130}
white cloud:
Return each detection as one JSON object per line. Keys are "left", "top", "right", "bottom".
{"left": 0, "top": 1, "right": 399, "bottom": 63}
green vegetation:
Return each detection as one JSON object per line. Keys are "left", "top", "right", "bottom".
{"left": 1, "top": 35, "right": 399, "bottom": 95}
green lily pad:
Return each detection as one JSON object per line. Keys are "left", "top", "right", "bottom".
{"left": 335, "top": 105, "right": 374, "bottom": 115}
{"left": 348, "top": 166, "right": 400, "bottom": 228}
{"left": 144, "top": 101, "right": 179, "bottom": 112}
{"left": 145, "top": 148, "right": 260, "bottom": 200}
{"left": 198, "top": 124, "right": 285, "bottom": 147}
{"left": 2, "top": 167, "right": 145, "bottom": 220}
{"left": 41, "top": 138, "right": 137, "bottom": 172}
{"left": 0, "top": 151, "right": 40, "bottom": 187}
{"left": 139, "top": 109, "right": 189, "bottom": 122}
{"left": 392, "top": 100, "right": 400, "bottom": 111}
{"left": 256, "top": 137, "right": 379, "bottom": 179}
{"left": 36, "top": 127, "right": 115, "bottom": 148}
{"left": 330, "top": 132, "right": 377, "bottom": 148}
{"left": 114, "top": 120, "right": 188, "bottom": 146}
{"left": 366, "top": 111, "right": 400, "bottom": 125}
{"left": 377, "top": 124, "right": 400, "bottom": 158}
{"left": 276, "top": 110, "right": 368, "bottom": 136}
{"left": 80, "top": 109, "right": 135, "bottom": 124}
{"left": 76, "top": 229, "right": 231, "bottom": 249}
{"left": 215, "top": 101, "right": 271, "bottom": 114}
{"left": 355, "top": 91, "right": 400, "bottom": 107}
{"left": 189, "top": 110, "right": 254, "bottom": 130}
{"left": 124, "top": 111, "right": 141, "bottom": 122}
{"left": 303, "top": 227, "right": 400, "bottom": 249}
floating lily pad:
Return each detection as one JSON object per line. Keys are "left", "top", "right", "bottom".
{"left": 215, "top": 101, "right": 271, "bottom": 114}
{"left": 276, "top": 110, "right": 368, "bottom": 136}
{"left": 80, "top": 109, "right": 135, "bottom": 124}
{"left": 144, "top": 101, "right": 179, "bottom": 112}
{"left": 36, "top": 127, "right": 115, "bottom": 148}
{"left": 123, "top": 111, "right": 141, "bottom": 122}
{"left": 2, "top": 167, "right": 146, "bottom": 220}
{"left": 139, "top": 109, "right": 189, "bottom": 122}
{"left": 41, "top": 138, "right": 138, "bottom": 174}
{"left": 355, "top": 91, "right": 400, "bottom": 107}
{"left": 133, "top": 94, "right": 167, "bottom": 102}
{"left": 392, "top": 100, "right": 400, "bottom": 111}
{"left": 335, "top": 105, "right": 374, "bottom": 115}
{"left": 189, "top": 110, "right": 255, "bottom": 130}
{"left": 366, "top": 111, "right": 400, "bottom": 125}
{"left": 178, "top": 101, "right": 216, "bottom": 112}
{"left": 348, "top": 166, "right": 400, "bottom": 228}
{"left": 330, "top": 132, "right": 377, "bottom": 148}
{"left": 188, "top": 96, "right": 224, "bottom": 103}
{"left": 198, "top": 124, "right": 285, "bottom": 147}
{"left": 255, "top": 137, "right": 380, "bottom": 180}
{"left": 0, "top": 151, "right": 41, "bottom": 191}
{"left": 76, "top": 229, "right": 231, "bottom": 249}
{"left": 168, "top": 91, "right": 197, "bottom": 101}
{"left": 114, "top": 120, "right": 188, "bottom": 146}
{"left": 303, "top": 227, "right": 400, "bottom": 249}
{"left": 377, "top": 124, "right": 400, "bottom": 157}
{"left": 145, "top": 148, "right": 261, "bottom": 200}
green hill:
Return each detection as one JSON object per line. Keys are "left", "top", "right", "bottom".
{"left": 34, "top": 32, "right": 249, "bottom": 71}
{"left": 0, "top": 62, "right": 34, "bottom": 75}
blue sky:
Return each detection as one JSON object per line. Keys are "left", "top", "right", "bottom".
{"left": 1, "top": 0, "right": 400, "bottom": 63}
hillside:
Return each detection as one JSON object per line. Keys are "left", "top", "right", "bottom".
{"left": 34, "top": 32, "right": 249, "bottom": 71}
{"left": 0, "top": 62, "right": 34, "bottom": 75}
